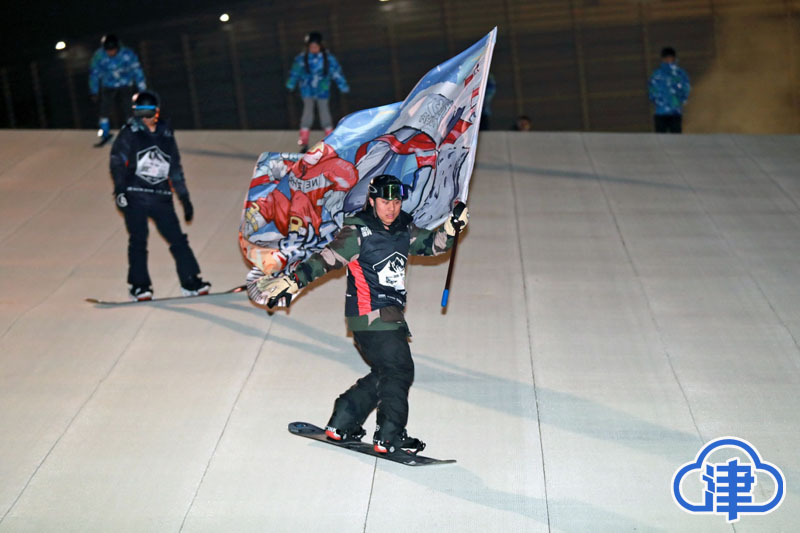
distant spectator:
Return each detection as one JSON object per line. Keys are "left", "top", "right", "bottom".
{"left": 479, "top": 73, "right": 496, "bottom": 131}
{"left": 89, "top": 34, "right": 147, "bottom": 147}
{"left": 512, "top": 115, "right": 532, "bottom": 131}
{"left": 286, "top": 31, "right": 349, "bottom": 152}
{"left": 648, "top": 47, "right": 691, "bottom": 133}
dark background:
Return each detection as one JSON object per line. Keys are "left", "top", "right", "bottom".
{"left": 1, "top": 0, "right": 798, "bottom": 133}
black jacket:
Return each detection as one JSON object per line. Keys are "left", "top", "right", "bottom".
{"left": 343, "top": 209, "right": 413, "bottom": 316}
{"left": 109, "top": 118, "right": 189, "bottom": 205}
{"left": 294, "top": 207, "right": 453, "bottom": 330}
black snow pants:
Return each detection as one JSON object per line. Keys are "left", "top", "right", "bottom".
{"left": 654, "top": 113, "right": 682, "bottom": 133}
{"left": 327, "top": 328, "right": 414, "bottom": 442}
{"left": 124, "top": 200, "right": 201, "bottom": 288}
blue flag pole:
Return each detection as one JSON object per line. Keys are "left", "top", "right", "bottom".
{"left": 441, "top": 224, "right": 461, "bottom": 308}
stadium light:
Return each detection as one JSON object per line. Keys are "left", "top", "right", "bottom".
{"left": 219, "top": 13, "right": 230, "bottom": 22}
{"left": 55, "top": 41, "right": 66, "bottom": 50}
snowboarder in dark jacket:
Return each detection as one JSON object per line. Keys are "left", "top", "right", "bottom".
{"left": 109, "top": 90, "right": 210, "bottom": 301}
{"left": 257, "top": 174, "right": 469, "bottom": 454}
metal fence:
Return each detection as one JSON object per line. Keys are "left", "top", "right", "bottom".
{"left": 1, "top": 0, "right": 798, "bottom": 133}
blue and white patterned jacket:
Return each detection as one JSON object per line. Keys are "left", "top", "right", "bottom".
{"left": 286, "top": 51, "right": 349, "bottom": 100}
{"left": 89, "top": 47, "right": 147, "bottom": 95}
{"left": 648, "top": 62, "right": 690, "bottom": 115}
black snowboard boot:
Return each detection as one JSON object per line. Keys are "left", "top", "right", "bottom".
{"left": 325, "top": 424, "right": 366, "bottom": 443}
{"left": 181, "top": 277, "right": 211, "bottom": 296}
{"left": 374, "top": 429, "right": 426, "bottom": 454}
{"left": 325, "top": 395, "right": 371, "bottom": 443}
{"left": 129, "top": 285, "right": 153, "bottom": 302}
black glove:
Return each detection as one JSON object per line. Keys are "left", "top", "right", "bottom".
{"left": 180, "top": 195, "right": 194, "bottom": 222}
{"left": 444, "top": 201, "right": 469, "bottom": 236}
{"left": 114, "top": 187, "right": 128, "bottom": 212}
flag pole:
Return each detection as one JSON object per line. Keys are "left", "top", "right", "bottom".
{"left": 441, "top": 224, "right": 461, "bottom": 308}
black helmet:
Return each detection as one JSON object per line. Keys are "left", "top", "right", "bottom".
{"left": 368, "top": 175, "right": 408, "bottom": 201}
{"left": 132, "top": 91, "right": 160, "bottom": 118}
{"left": 305, "top": 31, "right": 323, "bottom": 45}
{"left": 102, "top": 34, "right": 120, "bottom": 50}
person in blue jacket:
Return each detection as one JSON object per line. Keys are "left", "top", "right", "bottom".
{"left": 286, "top": 31, "right": 349, "bottom": 152}
{"left": 648, "top": 47, "right": 691, "bottom": 133}
{"left": 89, "top": 34, "right": 147, "bottom": 146}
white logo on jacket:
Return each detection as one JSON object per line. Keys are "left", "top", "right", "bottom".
{"left": 135, "top": 146, "right": 171, "bottom": 185}
{"left": 373, "top": 252, "right": 407, "bottom": 292}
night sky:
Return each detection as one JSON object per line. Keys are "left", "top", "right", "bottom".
{"left": 2, "top": 0, "right": 255, "bottom": 65}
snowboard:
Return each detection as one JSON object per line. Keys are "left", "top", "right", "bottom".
{"left": 86, "top": 284, "right": 246, "bottom": 306}
{"left": 94, "top": 133, "right": 114, "bottom": 147}
{"left": 288, "top": 421, "right": 456, "bottom": 466}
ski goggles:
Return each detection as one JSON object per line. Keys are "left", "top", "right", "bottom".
{"left": 133, "top": 105, "right": 158, "bottom": 118}
{"left": 369, "top": 182, "right": 408, "bottom": 200}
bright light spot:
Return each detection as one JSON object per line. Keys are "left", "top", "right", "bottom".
{"left": 219, "top": 13, "right": 230, "bottom": 22}
{"left": 379, "top": 0, "right": 391, "bottom": 2}
{"left": 55, "top": 41, "right": 66, "bottom": 50}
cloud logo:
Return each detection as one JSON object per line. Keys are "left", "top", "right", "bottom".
{"left": 672, "top": 437, "right": 785, "bottom": 522}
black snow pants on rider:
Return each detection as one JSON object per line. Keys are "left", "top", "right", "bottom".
{"left": 327, "top": 327, "right": 414, "bottom": 442}
{"left": 124, "top": 199, "right": 201, "bottom": 288}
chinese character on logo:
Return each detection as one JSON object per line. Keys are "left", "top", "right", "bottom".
{"left": 672, "top": 437, "right": 785, "bottom": 522}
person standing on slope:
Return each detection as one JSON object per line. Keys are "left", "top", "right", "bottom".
{"left": 257, "top": 175, "right": 468, "bottom": 454}
{"left": 89, "top": 34, "right": 147, "bottom": 146}
{"left": 286, "top": 31, "right": 350, "bottom": 152}
{"left": 648, "top": 46, "right": 691, "bottom": 133}
{"left": 110, "top": 91, "right": 210, "bottom": 301}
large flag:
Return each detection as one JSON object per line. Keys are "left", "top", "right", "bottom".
{"left": 240, "top": 28, "right": 496, "bottom": 301}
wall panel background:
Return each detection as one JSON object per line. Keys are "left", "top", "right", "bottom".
{"left": 2, "top": 0, "right": 798, "bottom": 133}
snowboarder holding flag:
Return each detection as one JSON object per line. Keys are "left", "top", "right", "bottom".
{"left": 256, "top": 174, "right": 468, "bottom": 454}
{"left": 243, "top": 28, "right": 495, "bottom": 453}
